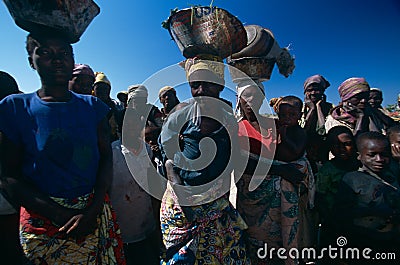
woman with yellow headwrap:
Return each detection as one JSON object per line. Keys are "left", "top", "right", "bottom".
{"left": 158, "top": 57, "right": 250, "bottom": 264}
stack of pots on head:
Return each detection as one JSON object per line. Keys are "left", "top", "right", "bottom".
{"left": 227, "top": 25, "right": 296, "bottom": 83}
{"left": 3, "top": 0, "right": 100, "bottom": 43}
{"left": 164, "top": 6, "right": 248, "bottom": 77}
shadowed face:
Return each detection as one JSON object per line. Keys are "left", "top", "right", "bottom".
{"left": 304, "top": 84, "right": 325, "bottom": 103}
{"left": 358, "top": 138, "right": 390, "bottom": 174}
{"left": 29, "top": 37, "right": 74, "bottom": 86}
{"left": 331, "top": 132, "right": 355, "bottom": 160}
{"left": 345, "top": 91, "right": 370, "bottom": 110}
{"left": 278, "top": 104, "right": 302, "bottom": 127}
{"left": 368, "top": 90, "right": 383, "bottom": 109}
{"left": 69, "top": 74, "right": 94, "bottom": 95}
{"left": 93, "top": 82, "right": 111, "bottom": 102}
{"left": 159, "top": 90, "right": 179, "bottom": 111}
{"left": 239, "top": 85, "right": 264, "bottom": 116}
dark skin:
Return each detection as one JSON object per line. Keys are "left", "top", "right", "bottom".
{"left": 342, "top": 91, "right": 372, "bottom": 136}
{"left": 165, "top": 79, "right": 226, "bottom": 185}
{"left": 344, "top": 91, "right": 396, "bottom": 136}
{"left": 239, "top": 87, "right": 305, "bottom": 185}
{"left": 159, "top": 90, "right": 179, "bottom": 115}
{"left": 93, "top": 82, "right": 112, "bottom": 106}
{"left": 303, "top": 84, "right": 332, "bottom": 133}
{"left": 389, "top": 131, "right": 400, "bottom": 162}
{"left": 275, "top": 104, "right": 307, "bottom": 163}
{"left": 334, "top": 138, "right": 398, "bottom": 236}
{"left": 0, "top": 36, "right": 112, "bottom": 237}
{"left": 368, "top": 90, "right": 383, "bottom": 109}
{"left": 189, "top": 80, "right": 225, "bottom": 134}
{"left": 69, "top": 74, "right": 94, "bottom": 95}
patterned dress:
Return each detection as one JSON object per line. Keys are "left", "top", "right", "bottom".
{"left": 160, "top": 183, "right": 250, "bottom": 264}
{"left": 236, "top": 119, "right": 315, "bottom": 265}
{"left": 20, "top": 194, "right": 125, "bottom": 264}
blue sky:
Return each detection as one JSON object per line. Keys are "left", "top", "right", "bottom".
{"left": 1, "top": 0, "right": 399, "bottom": 110}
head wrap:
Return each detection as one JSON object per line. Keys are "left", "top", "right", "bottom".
{"left": 303, "top": 74, "right": 330, "bottom": 92}
{"left": 338, "top": 77, "right": 370, "bottom": 102}
{"left": 370, "top": 87, "right": 381, "bottom": 93}
{"left": 117, "top": 91, "right": 128, "bottom": 101}
{"left": 158, "top": 86, "right": 176, "bottom": 98}
{"left": 94, "top": 72, "right": 111, "bottom": 86}
{"left": 236, "top": 79, "right": 265, "bottom": 98}
{"left": 235, "top": 79, "right": 265, "bottom": 119}
{"left": 270, "top": 97, "right": 284, "bottom": 114}
{"left": 184, "top": 55, "right": 225, "bottom": 86}
{"left": 127, "top": 84, "right": 148, "bottom": 102}
{"left": 72, "top": 64, "right": 95, "bottom": 78}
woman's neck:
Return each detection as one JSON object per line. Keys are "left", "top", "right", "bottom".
{"left": 38, "top": 85, "right": 71, "bottom": 102}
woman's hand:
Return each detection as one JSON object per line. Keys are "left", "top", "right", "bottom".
{"left": 391, "top": 144, "right": 400, "bottom": 161}
{"left": 272, "top": 164, "right": 305, "bottom": 185}
{"left": 58, "top": 207, "right": 98, "bottom": 237}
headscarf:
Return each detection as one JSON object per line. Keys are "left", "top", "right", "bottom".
{"left": 158, "top": 85, "right": 176, "bottom": 98}
{"left": 303, "top": 74, "right": 330, "bottom": 92}
{"left": 72, "top": 64, "right": 95, "bottom": 78}
{"left": 338, "top": 77, "right": 370, "bottom": 102}
{"left": 94, "top": 72, "right": 111, "bottom": 86}
{"left": 127, "top": 84, "right": 148, "bottom": 102}
{"left": 236, "top": 79, "right": 265, "bottom": 98}
{"left": 184, "top": 55, "right": 225, "bottom": 86}
{"left": 370, "top": 87, "right": 383, "bottom": 98}
{"left": 235, "top": 79, "right": 265, "bottom": 119}
{"left": 270, "top": 97, "right": 284, "bottom": 114}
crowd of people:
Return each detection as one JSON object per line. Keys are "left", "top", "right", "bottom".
{"left": 1, "top": 31, "right": 400, "bottom": 265}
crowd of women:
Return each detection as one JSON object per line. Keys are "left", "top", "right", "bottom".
{"left": 1, "top": 25, "right": 400, "bottom": 265}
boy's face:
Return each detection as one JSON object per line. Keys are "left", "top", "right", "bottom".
{"left": 331, "top": 132, "right": 355, "bottom": 160}
{"left": 368, "top": 91, "right": 383, "bottom": 108}
{"left": 388, "top": 132, "right": 400, "bottom": 146}
{"left": 278, "top": 104, "right": 302, "bottom": 127}
{"left": 358, "top": 139, "right": 390, "bottom": 174}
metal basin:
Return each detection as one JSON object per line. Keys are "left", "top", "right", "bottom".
{"left": 3, "top": 0, "right": 100, "bottom": 43}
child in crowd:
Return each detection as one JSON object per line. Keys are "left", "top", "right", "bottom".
{"left": 270, "top": 96, "right": 316, "bottom": 264}
{"left": 316, "top": 126, "right": 360, "bottom": 250}
{"left": 334, "top": 132, "right": 400, "bottom": 259}
{"left": 109, "top": 109, "right": 159, "bottom": 265}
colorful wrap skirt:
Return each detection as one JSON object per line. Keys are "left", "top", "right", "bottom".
{"left": 160, "top": 183, "right": 250, "bottom": 265}
{"left": 19, "top": 193, "right": 126, "bottom": 264}
{"left": 236, "top": 157, "right": 316, "bottom": 265}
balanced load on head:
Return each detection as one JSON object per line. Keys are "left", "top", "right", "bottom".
{"left": 163, "top": 6, "right": 247, "bottom": 59}
{"left": 227, "top": 25, "right": 295, "bottom": 82}
{"left": 3, "top": 0, "right": 100, "bottom": 43}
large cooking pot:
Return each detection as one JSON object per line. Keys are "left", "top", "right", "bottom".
{"left": 165, "top": 6, "right": 247, "bottom": 59}
{"left": 3, "top": 0, "right": 100, "bottom": 43}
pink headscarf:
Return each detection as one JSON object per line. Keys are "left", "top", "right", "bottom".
{"left": 72, "top": 64, "right": 95, "bottom": 78}
{"left": 338, "top": 77, "right": 370, "bottom": 102}
{"left": 303, "top": 74, "right": 330, "bottom": 92}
